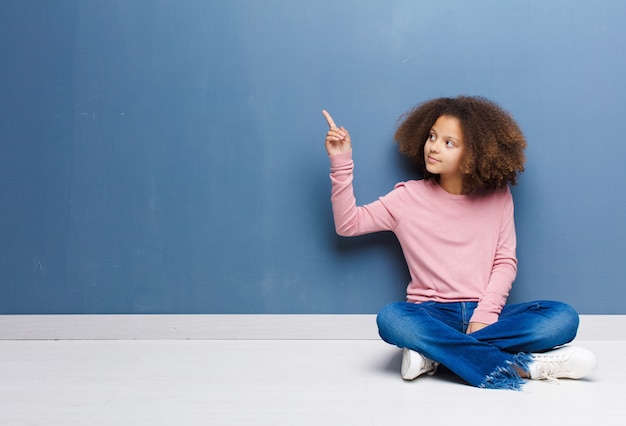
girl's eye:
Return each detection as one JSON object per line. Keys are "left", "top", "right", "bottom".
{"left": 428, "top": 133, "right": 435, "bottom": 141}
{"left": 446, "top": 140, "right": 455, "bottom": 147}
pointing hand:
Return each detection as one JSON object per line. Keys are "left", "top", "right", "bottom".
{"left": 322, "top": 110, "right": 352, "bottom": 156}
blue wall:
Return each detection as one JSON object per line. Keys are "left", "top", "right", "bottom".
{"left": 1, "top": 0, "right": 625, "bottom": 314}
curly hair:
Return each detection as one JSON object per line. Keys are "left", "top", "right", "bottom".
{"left": 395, "top": 96, "right": 527, "bottom": 191}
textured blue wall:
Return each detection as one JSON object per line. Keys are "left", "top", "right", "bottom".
{"left": 1, "top": 0, "right": 624, "bottom": 313}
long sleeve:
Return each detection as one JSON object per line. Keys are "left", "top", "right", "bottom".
{"left": 329, "top": 151, "right": 397, "bottom": 236}
{"left": 470, "top": 188, "right": 518, "bottom": 324}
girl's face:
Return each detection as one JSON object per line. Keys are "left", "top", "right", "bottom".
{"left": 424, "top": 115, "right": 466, "bottom": 194}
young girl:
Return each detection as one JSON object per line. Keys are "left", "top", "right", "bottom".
{"left": 322, "top": 96, "right": 596, "bottom": 390}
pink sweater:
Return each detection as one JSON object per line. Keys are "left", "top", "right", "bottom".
{"left": 330, "top": 151, "right": 518, "bottom": 325}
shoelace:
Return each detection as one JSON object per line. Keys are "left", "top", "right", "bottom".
{"left": 533, "top": 356, "right": 568, "bottom": 384}
{"left": 424, "top": 360, "right": 439, "bottom": 376}
{"left": 536, "top": 370, "right": 561, "bottom": 384}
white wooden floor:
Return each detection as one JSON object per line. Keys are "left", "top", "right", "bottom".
{"left": 0, "top": 338, "right": 623, "bottom": 425}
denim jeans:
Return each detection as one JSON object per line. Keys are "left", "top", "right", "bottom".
{"left": 376, "top": 300, "right": 579, "bottom": 389}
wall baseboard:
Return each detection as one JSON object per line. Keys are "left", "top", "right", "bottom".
{"left": 0, "top": 314, "right": 624, "bottom": 341}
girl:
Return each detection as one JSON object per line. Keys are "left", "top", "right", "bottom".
{"left": 322, "top": 96, "right": 596, "bottom": 390}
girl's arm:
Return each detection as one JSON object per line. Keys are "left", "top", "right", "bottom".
{"left": 469, "top": 188, "right": 518, "bottom": 326}
{"left": 323, "top": 110, "right": 398, "bottom": 236}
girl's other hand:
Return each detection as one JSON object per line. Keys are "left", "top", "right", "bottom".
{"left": 466, "top": 322, "right": 488, "bottom": 334}
{"left": 322, "top": 110, "right": 352, "bottom": 156}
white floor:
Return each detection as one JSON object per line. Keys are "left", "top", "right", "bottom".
{"left": 0, "top": 338, "right": 623, "bottom": 425}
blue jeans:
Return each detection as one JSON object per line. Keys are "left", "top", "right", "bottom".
{"left": 376, "top": 300, "right": 579, "bottom": 390}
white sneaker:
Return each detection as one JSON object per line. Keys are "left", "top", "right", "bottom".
{"left": 401, "top": 348, "right": 438, "bottom": 380}
{"left": 528, "top": 346, "right": 597, "bottom": 383}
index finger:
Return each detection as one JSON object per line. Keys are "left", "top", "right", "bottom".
{"left": 322, "top": 110, "right": 338, "bottom": 129}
